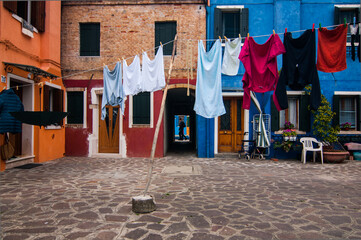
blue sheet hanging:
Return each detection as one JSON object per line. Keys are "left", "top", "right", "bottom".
{"left": 194, "top": 40, "right": 225, "bottom": 118}
{"left": 0, "top": 89, "right": 24, "bottom": 133}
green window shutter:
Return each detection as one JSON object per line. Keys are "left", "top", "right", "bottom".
{"left": 334, "top": 7, "right": 340, "bottom": 25}
{"left": 214, "top": 8, "right": 222, "bottom": 39}
{"left": 299, "top": 95, "right": 311, "bottom": 132}
{"left": 80, "top": 23, "right": 100, "bottom": 56}
{"left": 3, "top": 1, "right": 17, "bottom": 14}
{"left": 271, "top": 97, "right": 279, "bottom": 132}
{"left": 67, "top": 92, "right": 84, "bottom": 124}
{"left": 357, "top": 95, "right": 361, "bottom": 131}
{"left": 333, "top": 95, "right": 340, "bottom": 127}
{"left": 133, "top": 92, "right": 150, "bottom": 125}
{"left": 155, "top": 21, "right": 176, "bottom": 55}
{"left": 31, "top": 1, "right": 45, "bottom": 32}
{"left": 240, "top": 8, "right": 249, "bottom": 39}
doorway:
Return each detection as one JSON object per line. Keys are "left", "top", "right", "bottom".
{"left": 218, "top": 97, "right": 244, "bottom": 152}
{"left": 165, "top": 88, "right": 196, "bottom": 155}
{"left": 98, "top": 96, "right": 120, "bottom": 153}
{"left": 8, "top": 75, "right": 34, "bottom": 158}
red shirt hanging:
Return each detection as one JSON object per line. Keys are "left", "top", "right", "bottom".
{"left": 316, "top": 24, "right": 347, "bottom": 72}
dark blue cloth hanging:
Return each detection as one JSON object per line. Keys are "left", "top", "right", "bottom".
{"left": 0, "top": 89, "right": 24, "bottom": 133}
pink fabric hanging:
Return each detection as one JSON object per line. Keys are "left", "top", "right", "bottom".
{"left": 239, "top": 34, "right": 286, "bottom": 109}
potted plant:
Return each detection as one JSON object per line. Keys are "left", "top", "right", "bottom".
{"left": 282, "top": 129, "right": 297, "bottom": 141}
{"left": 306, "top": 86, "right": 349, "bottom": 163}
{"left": 340, "top": 122, "right": 352, "bottom": 131}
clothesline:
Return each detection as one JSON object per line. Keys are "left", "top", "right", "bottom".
{"left": 193, "top": 23, "right": 348, "bottom": 42}
{"left": 2, "top": 22, "right": 354, "bottom": 91}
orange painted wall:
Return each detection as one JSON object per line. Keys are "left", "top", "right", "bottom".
{"left": 0, "top": 2, "right": 64, "bottom": 170}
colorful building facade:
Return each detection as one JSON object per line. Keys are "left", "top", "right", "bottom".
{"left": 203, "top": 0, "right": 360, "bottom": 158}
{"left": 61, "top": 0, "right": 206, "bottom": 158}
{"left": 0, "top": 1, "right": 65, "bottom": 171}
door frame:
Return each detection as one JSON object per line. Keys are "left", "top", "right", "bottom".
{"left": 89, "top": 88, "right": 126, "bottom": 157}
{"left": 7, "top": 73, "right": 34, "bottom": 158}
{"left": 214, "top": 92, "right": 249, "bottom": 154}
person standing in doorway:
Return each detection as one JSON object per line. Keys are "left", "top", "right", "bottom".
{"left": 178, "top": 117, "right": 186, "bottom": 140}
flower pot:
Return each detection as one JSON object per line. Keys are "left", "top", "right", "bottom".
{"left": 290, "top": 136, "right": 297, "bottom": 141}
{"left": 323, "top": 151, "right": 349, "bottom": 163}
{"left": 283, "top": 136, "right": 289, "bottom": 141}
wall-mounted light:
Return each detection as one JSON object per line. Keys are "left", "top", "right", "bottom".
{"left": 27, "top": 73, "right": 33, "bottom": 79}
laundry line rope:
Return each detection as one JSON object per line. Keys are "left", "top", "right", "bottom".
{"left": 3, "top": 22, "right": 351, "bottom": 90}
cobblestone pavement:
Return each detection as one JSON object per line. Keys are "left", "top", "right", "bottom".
{"left": 1, "top": 155, "right": 361, "bottom": 240}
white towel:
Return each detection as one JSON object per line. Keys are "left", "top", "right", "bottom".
{"left": 141, "top": 46, "right": 166, "bottom": 92}
{"left": 123, "top": 55, "right": 142, "bottom": 96}
{"left": 221, "top": 37, "right": 242, "bottom": 76}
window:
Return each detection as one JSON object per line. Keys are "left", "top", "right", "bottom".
{"left": 133, "top": 92, "right": 151, "bottom": 125}
{"left": 333, "top": 93, "right": 361, "bottom": 131}
{"left": 67, "top": 91, "right": 84, "bottom": 125}
{"left": 43, "top": 84, "right": 64, "bottom": 125}
{"left": 80, "top": 23, "right": 100, "bottom": 56}
{"left": 214, "top": 7, "right": 248, "bottom": 39}
{"left": 271, "top": 93, "right": 310, "bottom": 132}
{"left": 3, "top": 1, "right": 45, "bottom": 32}
{"left": 334, "top": 5, "right": 360, "bottom": 42}
{"left": 155, "top": 21, "right": 177, "bottom": 55}
{"left": 279, "top": 98, "right": 299, "bottom": 129}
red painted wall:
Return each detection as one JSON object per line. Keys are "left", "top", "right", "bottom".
{"left": 123, "top": 90, "right": 164, "bottom": 158}
{"left": 63, "top": 79, "right": 103, "bottom": 156}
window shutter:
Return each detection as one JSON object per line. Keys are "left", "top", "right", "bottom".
{"left": 3, "top": 1, "right": 17, "bottom": 14}
{"left": 43, "top": 85, "right": 50, "bottom": 112}
{"left": 133, "top": 92, "right": 150, "bottom": 124}
{"left": 155, "top": 22, "right": 176, "bottom": 55}
{"left": 357, "top": 95, "right": 361, "bottom": 131}
{"left": 31, "top": 1, "right": 45, "bottom": 32}
{"left": 271, "top": 97, "right": 279, "bottom": 132}
{"left": 240, "top": 8, "right": 249, "bottom": 39}
{"left": 334, "top": 7, "right": 340, "bottom": 25}
{"left": 67, "top": 92, "right": 84, "bottom": 124}
{"left": 214, "top": 8, "right": 222, "bottom": 39}
{"left": 299, "top": 95, "right": 311, "bottom": 132}
{"left": 80, "top": 23, "right": 100, "bottom": 56}
{"left": 332, "top": 95, "right": 340, "bottom": 127}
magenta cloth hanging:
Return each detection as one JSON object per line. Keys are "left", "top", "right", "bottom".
{"left": 239, "top": 34, "right": 286, "bottom": 109}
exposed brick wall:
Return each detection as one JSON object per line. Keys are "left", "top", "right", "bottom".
{"left": 61, "top": 2, "right": 206, "bottom": 80}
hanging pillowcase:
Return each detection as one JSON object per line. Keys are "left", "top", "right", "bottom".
{"left": 221, "top": 37, "right": 242, "bottom": 76}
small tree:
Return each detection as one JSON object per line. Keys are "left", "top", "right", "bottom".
{"left": 305, "top": 86, "right": 340, "bottom": 144}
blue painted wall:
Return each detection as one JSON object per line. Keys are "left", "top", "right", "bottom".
{"left": 197, "top": 0, "right": 360, "bottom": 158}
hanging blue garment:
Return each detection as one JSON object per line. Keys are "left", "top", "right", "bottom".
{"left": 102, "top": 62, "right": 125, "bottom": 120}
{"left": 0, "top": 89, "right": 24, "bottom": 133}
{"left": 194, "top": 40, "right": 225, "bottom": 118}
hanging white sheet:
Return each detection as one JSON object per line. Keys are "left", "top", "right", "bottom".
{"left": 123, "top": 55, "right": 142, "bottom": 96}
{"left": 141, "top": 46, "right": 166, "bottom": 92}
{"left": 221, "top": 37, "right": 242, "bottom": 76}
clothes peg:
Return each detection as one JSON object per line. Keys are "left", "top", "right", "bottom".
{"left": 122, "top": 57, "right": 125, "bottom": 61}
{"left": 16, "top": 85, "right": 19, "bottom": 90}
{"left": 273, "top": 30, "right": 275, "bottom": 36}
{"left": 224, "top": 36, "right": 228, "bottom": 41}
{"left": 285, "top": 28, "right": 287, "bottom": 33}
{"left": 353, "top": 17, "right": 356, "bottom": 27}
{"left": 103, "top": 63, "right": 106, "bottom": 67}
{"left": 344, "top": 18, "right": 347, "bottom": 27}
{"left": 160, "top": 42, "right": 163, "bottom": 47}
{"left": 3, "top": 86, "right": 6, "bottom": 90}
{"left": 247, "top": 33, "right": 249, "bottom": 40}
{"left": 319, "top": 23, "right": 322, "bottom": 31}
{"left": 118, "top": 58, "right": 121, "bottom": 62}
{"left": 218, "top": 36, "right": 222, "bottom": 42}
{"left": 239, "top": 34, "right": 241, "bottom": 39}
{"left": 312, "top": 23, "right": 315, "bottom": 32}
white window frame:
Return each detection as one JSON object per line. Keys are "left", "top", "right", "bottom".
{"left": 129, "top": 92, "right": 154, "bottom": 128}
{"left": 334, "top": 91, "right": 361, "bottom": 134}
{"left": 44, "top": 82, "right": 62, "bottom": 130}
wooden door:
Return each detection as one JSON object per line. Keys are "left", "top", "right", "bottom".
{"left": 99, "top": 99, "right": 120, "bottom": 153}
{"left": 218, "top": 98, "right": 244, "bottom": 152}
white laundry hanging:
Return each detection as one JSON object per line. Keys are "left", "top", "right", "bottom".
{"left": 141, "top": 46, "right": 166, "bottom": 92}
{"left": 221, "top": 37, "right": 242, "bottom": 76}
{"left": 123, "top": 55, "right": 142, "bottom": 96}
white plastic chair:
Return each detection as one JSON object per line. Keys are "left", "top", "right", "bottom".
{"left": 300, "top": 137, "right": 323, "bottom": 164}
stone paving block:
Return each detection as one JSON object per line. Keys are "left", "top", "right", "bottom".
{"left": 94, "top": 231, "right": 118, "bottom": 240}
{"left": 66, "top": 232, "right": 92, "bottom": 239}
{"left": 124, "top": 228, "right": 148, "bottom": 239}
{"left": 162, "top": 222, "right": 189, "bottom": 234}
{"left": 186, "top": 215, "right": 210, "bottom": 228}
{"left": 143, "top": 233, "right": 163, "bottom": 240}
